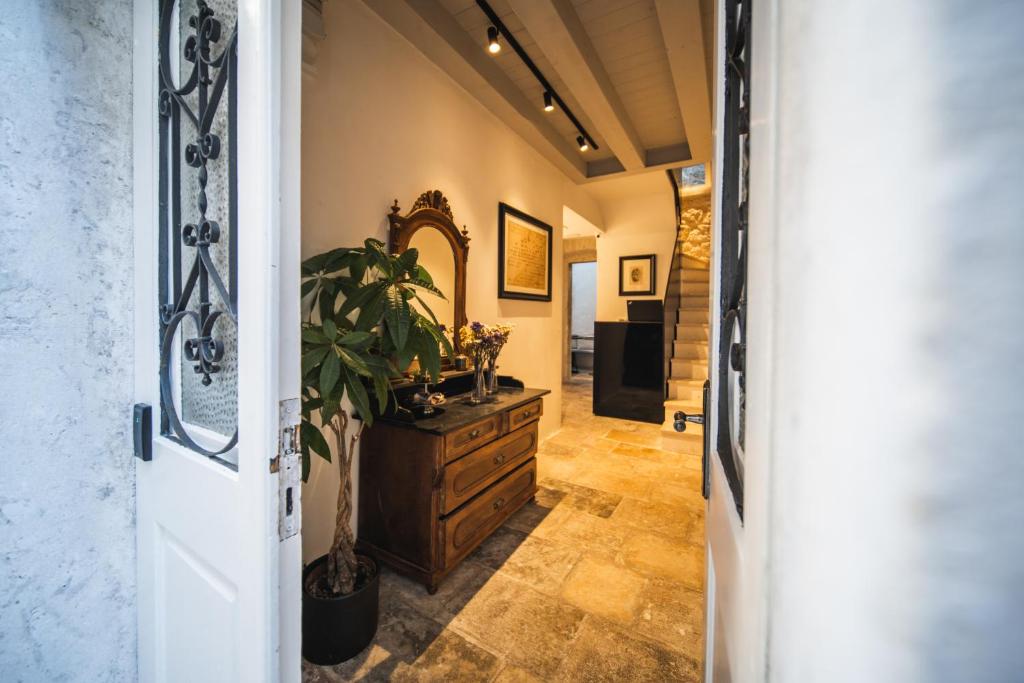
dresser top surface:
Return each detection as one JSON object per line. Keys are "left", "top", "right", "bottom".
{"left": 378, "top": 387, "right": 550, "bottom": 435}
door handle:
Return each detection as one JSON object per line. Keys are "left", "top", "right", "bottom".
{"left": 672, "top": 410, "right": 704, "bottom": 432}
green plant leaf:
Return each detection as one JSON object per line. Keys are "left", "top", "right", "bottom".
{"left": 338, "top": 280, "right": 386, "bottom": 318}
{"left": 384, "top": 285, "right": 411, "bottom": 350}
{"left": 320, "top": 349, "right": 340, "bottom": 397}
{"left": 302, "top": 327, "right": 330, "bottom": 344}
{"left": 336, "top": 346, "right": 373, "bottom": 377}
{"left": 338, "top": 331, "right": 374, "bottom": 349}
{"left": 420, "top": 315, "right": 455, "bottom": 358}
{"left": 322, "top": 318, "right": 338, "bottom": 340}
{"left": 301, "top": 347, "right": 329, "bottom": 376}
{"left": 397, "top": 248, "right": 419, "bottom": 274}
{"left": 409, "top": 291, "right": 441, "bottom": 327}
{"left": 414, "top": 325, "right": 442, "bottom": 383}
{"left": 371, "top": 370, "right": 390, "bottom": 414}
{"left": 354, "top": 293, "right": 386, "bottom": 332}
{"left": 300, "top": 278, "right": 318, "bottom": 297}
{"left": 301, "top": 421, "right": 332, "bottom": 463}
{"left": 413, "top": 265, "right": 433, "bottom": 285}
{"left": 407, "top": 278, "right": 447, "bottom": 299}
{"left": 317, "top": 287, "right": 338, "bottom": 322}
{"left": 343, "top": 367, "right": 373, "bottom": 426}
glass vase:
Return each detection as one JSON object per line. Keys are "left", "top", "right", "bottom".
{"left": 486, "top": 357, "right": 499, "bottom": 395}
{"left": 468, "top": 363, "right": 486, "bottom": 404}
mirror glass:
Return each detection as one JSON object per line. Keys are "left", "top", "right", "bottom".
{"left": 408, "top": 227, "right": 456, "bottom": 337}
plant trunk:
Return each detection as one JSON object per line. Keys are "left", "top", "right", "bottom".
{"left": 326, "top": 412, "right": 362, "bottom": 595}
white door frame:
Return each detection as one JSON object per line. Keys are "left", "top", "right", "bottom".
{"left": 132, "top": 1, "right": 301, "bottom": 680}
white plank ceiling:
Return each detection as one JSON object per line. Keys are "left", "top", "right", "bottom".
{"left": 372, "top": 0, "right": 711, "bottom": 181}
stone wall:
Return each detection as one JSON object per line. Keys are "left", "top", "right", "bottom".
{"left": 0, "top": 2, "right": 137, "bottom": 680}
{"left": 678, "top": 188, "right": 712, "bottom": 263}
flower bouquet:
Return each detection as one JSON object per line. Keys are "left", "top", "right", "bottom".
{"left": 459, "top": 322, "right": 514, "bottom": 403}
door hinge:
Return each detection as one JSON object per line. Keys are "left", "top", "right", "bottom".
{"left": 275, "top": 398, "right": 301, "bottom": 541}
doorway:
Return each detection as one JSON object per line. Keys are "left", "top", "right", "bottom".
{"left": 569, "top": 261, "right": 596, "bottom": 377}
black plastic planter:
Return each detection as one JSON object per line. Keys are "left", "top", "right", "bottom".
{"left": 302, "top": 554, "right": 380, "bottom": 665}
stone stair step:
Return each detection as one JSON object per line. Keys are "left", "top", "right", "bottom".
{"left": 677, "top": 309, "right": 709, "bottom": 324}
{"left": 675, "top": 324, "right": 709, "bottom": 342}
{"left": 678, "top": 296, "right": 708, "bottom": 309}
{"left": 667, "top": 378, "right": 706, "bottom": 401}
{"left": 673, "top": 342, "right": 709, "bottom": 360}
{"left": 680, "top": 281, "right": 709, "bottom": 297}
{"left": 671, "top": 359, "right": 709, "bottom": 380}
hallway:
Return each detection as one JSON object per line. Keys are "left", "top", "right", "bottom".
{"left": 305, "top": 377, "right": 705, "bottom": 682}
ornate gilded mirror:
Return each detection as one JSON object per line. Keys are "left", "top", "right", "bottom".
{"left": 388, "top": 191, "right": 470, "bottom": 354}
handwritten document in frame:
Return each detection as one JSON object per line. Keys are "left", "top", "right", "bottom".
{"left": 498, "top": 203, "right": 552, "bottom": 301}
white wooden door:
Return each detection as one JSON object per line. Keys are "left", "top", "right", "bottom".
{"left": 132, "top": 1, "right": 301, "bottom": 681}
{"left": 703, "top": 0, "right": 774, "bottom": 679}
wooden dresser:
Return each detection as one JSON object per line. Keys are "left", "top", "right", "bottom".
{"left": 357, "top": 387, "right": 548, "bottom": 593}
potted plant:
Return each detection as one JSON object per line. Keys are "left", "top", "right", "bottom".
{"left": 299, "top": 238, "right": 452, "bottom": 665}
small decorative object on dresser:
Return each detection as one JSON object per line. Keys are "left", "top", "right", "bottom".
{"left": 497, "top": 202, "right": 553, "bottom": 301}
{"left": 458, "top": 322, "right": 514, "bottom": 403}
{"left": 618, "top": 253, "right": 657, "bottom": 296}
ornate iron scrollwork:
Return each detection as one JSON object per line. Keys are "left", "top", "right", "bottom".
{"left": 158, "top": 0, "right": 238, "bottom": 459}
{"left": 717, "top": 0, "right": 750, "bottom": 517}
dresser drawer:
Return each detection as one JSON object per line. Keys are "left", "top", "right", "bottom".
{"left": 442, "top": 458, "right": 537, "bottom": 568}
{"left": 442, "top": 422, "right": 538, "bottom": 514}
{"left": 507, "top": 399, "right": 543, "bottom": 431}
{"left": 444, "top": 414, "right": 502, "bottom": 463}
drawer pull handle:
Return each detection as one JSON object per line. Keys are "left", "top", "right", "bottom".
{"left": 493, "top": 497, "right": 506, "bottom": 511}
{"left": 521, "top": 410, "right": 533, "bottom": 418}
{"left": 493, "top": 454, "right": 505, "bottom": 465}
{"left": 468, "top": 429, "right": 481, "bottom": 439}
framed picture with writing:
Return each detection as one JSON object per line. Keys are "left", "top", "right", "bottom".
{"left": 619, "top": 254, "right": 656, "bottom": 296}
{"left": 497, "top": 202, "right": 552, "bottom": 301}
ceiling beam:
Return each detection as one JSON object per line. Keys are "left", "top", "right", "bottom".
{"left": 361, "top": 0, "right": 587, "bottom": 182}
{"left": 507, "top": 0, "right": 646, "bottom": 171}
{"left": 655, "top": 0, "right": 712, "bottom": 163}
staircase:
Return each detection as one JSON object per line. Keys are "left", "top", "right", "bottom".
{"left": 661, "top": 257, "right": 709, "bottom": 455}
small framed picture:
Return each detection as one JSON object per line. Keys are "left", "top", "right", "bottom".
{"left": 619, "top": 254, "right": 656, "bottom": 296}
{"left": 498, "top": 203, "right": 553, "bottom": 301}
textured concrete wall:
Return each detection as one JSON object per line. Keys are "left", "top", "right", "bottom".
{"left": 0, "top": 2, "right": 137, "bottom": 681}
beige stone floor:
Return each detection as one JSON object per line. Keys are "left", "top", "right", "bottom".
{"left": 305, "top": 376, "right": 706, "bottom": 682}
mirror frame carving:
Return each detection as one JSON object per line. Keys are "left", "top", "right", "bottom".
{"left": 388, "top": 190, "right": 470, "bottom": 354}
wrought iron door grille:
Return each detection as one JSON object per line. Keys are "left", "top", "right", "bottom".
{"left": 157, "top": 0, "right": 239, "bottom": 462}
{"left": 718, "top": 0, "right": 750, "bottom": 518}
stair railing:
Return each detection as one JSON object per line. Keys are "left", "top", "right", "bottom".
{"left": 663, "top": 169, "right": 684, "bottom": 399}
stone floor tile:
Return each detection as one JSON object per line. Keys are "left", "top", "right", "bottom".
{"left": 545, "top": 510, "right": 632, "bottom": 561}
{"left": 451, "top": 574, "right": 587, "bottom": 679}
{"left": 619, "top": 532, "right": 704, "bottom": 589}
{"left": 635, "top": 579, "right": 704, "bottom": 660}
{"left": 493, "top": 663, "right": 544, "bottom": 682}
{"left": 555, "top": 616, "right": 702, "bottom": 682}
{"left": 571, "top": 467, "right": 654, "bottom": 499}
{"left": 540, "top": 478, "right": 623, "bottom": 518}
{"left": 611, "top": 496, "right": 700, "bottom": 538}
{"left": 560, "top": 556, "right": 647, "bottom": 623}
{"left": 603, "top": 428, "right": 664, "bottom": 449}
{"left": 390, "top": 629, "right": 502, "bottom": 682}
{"left": 496, "top": 535, "right": 583, "bottom": 596}
{"left": 503, "top": 496, "right": 573, "bottom": 540}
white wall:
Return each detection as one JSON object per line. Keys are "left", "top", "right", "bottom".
{"left": 0, "top": 3, "right": 137, "bottom": 679}
{"left": 589, "top": 173, "right": 677, "bottom": 321}
{"left": 301, "top": 0, "right": 577, "bottom": 562}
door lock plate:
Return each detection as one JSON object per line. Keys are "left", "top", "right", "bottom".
{"left": 276, "top": 398, "right": 301, "bottom": 540}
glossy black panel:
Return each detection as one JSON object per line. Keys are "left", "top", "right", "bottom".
{"left": 593, "top": 322, "right": 664, "bottom": 424}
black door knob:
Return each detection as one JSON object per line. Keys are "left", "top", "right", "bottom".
{"left": 673, "top": 410, "right": 704, "bottom": 432}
